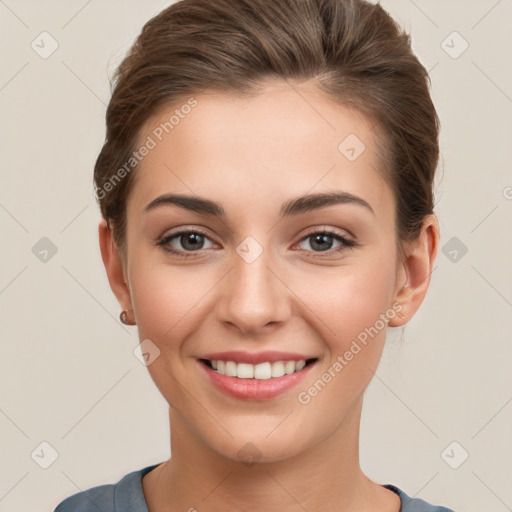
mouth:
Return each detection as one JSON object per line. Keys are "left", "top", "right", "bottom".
{"left": 199, "top": 357, "right": 318, "bottom": 379}
{"left": 197, "top": 354, "right": 319, "bottom": 400}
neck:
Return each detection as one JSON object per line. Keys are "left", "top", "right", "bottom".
{"left": 143, "top": 397, "right": 400, "bottom": 512}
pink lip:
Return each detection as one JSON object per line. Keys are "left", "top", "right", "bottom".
{"left": 199, "top": 350, "right": 316, "bottom": 364}
{"left": 197, "top": 358, "right": 317, "bottom": 400}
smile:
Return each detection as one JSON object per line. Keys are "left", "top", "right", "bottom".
{"left": 201, "top": 358, "right": 317, "bottom": 379}
{"left": 197, "top": 353, "right": 319, "bottom": 400}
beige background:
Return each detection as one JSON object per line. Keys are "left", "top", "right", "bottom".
{"left": 1, "top": 1, "right": 511, "bottom": 511}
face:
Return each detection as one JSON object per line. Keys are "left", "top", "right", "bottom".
{"left": 119, "top": 80, "right": 406, "bottom": 463}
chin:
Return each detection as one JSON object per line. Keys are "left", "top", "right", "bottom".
{"left": 207, "top": 426, "right": 313, "bottom": 466}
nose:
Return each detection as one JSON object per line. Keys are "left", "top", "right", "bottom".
{"left": 216, "top": 247, "right": 291, "bottom": 335}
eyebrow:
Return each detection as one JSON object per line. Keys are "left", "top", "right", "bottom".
{"left": 144, "top": 190, "right": 374, "bottom": 218}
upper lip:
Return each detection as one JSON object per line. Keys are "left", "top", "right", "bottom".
{"left": 199, "top": 351, "right": 317, "bottom": 365}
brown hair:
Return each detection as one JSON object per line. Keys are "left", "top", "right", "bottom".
{"left": 94, "top": 0, "right": 440, "bottom": 259}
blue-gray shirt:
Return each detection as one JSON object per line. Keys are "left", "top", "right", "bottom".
{"left": 54, "top": 464, "right": 455, "bottom": 511}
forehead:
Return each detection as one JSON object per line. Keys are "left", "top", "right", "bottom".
{"left": 129, "top": 81, "right": 393, "bottom": 221}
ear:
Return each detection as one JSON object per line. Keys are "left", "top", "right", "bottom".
{"left": 388, "top": 214, "right": 440, "bottom": 327}
{"left": 98, "top": 219, "right": 134, "bottom": 313}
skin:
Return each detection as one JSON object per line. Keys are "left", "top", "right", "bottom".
{"left": 99, "top": 79, "right": 439, "bottom": 512}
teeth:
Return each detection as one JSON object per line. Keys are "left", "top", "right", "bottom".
{"left": 207, "top": 359, "right": 310, "bottom": 379}
{"left": 271, "top": 361, "right": 285, "bottom": 378}
{"left": 225, "top": 361, "right": 237, "bottom": 377}
{"left": 254, "top": 362, "right": 271, "bottom": 379}
{"left": 284, "top": 360, "right": 296, "bottom": 375}
{"left": 237, "top": 363, "right": 254, "bottom": 379}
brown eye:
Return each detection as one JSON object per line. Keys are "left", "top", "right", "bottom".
{"left": 296, "top": 230, "right": 357, "bottom": 255}
{"left": 157, "top": 229, "right": 216, "bottom": 257}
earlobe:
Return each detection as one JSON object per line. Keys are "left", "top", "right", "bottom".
{"left": 98, "top": 219, "right": 134, "bottom": 314}
{"left": 388, "top": 215, "right": 440, "bottom": 327}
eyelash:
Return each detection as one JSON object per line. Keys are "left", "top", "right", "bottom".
{"left": 156, "top": 228, "right": 358, "bottom": 259}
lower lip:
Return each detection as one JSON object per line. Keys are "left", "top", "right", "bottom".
{"left": 198, "top": 359, "right": 316, "bottom": 400}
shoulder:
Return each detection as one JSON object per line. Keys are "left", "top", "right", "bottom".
{"left": 53, "top": 483, "right": 115, "bottom": 512}
{"left": 53, "top": 464, "right": 161, "bottom": 512}
{"left": 384, "top": 484, "right": 456, "bottom": 512}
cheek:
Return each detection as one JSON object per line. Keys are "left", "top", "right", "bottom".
{"left": 127, "top": 261, "right": 211, "bottom": 405}
{"left": 304, "top": 256, "right": 397, "bottom": 349}
{"left": 292, "top": 261, "right": 396, "bottom": 432}
{"left": 128, "top": 258, "right": 221, "bottom": 355}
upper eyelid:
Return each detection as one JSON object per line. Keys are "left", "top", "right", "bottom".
{"left": 160, "top": 228, "right": 217, "bottom": 247}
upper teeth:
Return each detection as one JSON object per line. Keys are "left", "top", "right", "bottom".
{"left": 210, "top": 359, "right": 307, "bottom": 379}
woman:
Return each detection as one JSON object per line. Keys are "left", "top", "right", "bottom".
{"left": 54, "top": 0, "right": 455, "bottom": 510}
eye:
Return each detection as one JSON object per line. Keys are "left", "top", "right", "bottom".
{"left": 157, "top": 229, "right": 216, "bottom": 257}
{"left": 156, "top": 227, "right": 357, "bottom": 259}
{"left": 296, "top": 229, "right": 357, "bottom": 255}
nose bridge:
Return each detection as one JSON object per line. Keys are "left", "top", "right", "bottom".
{"left": 217, "top": 238, "right": 289, "bottom": 333}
